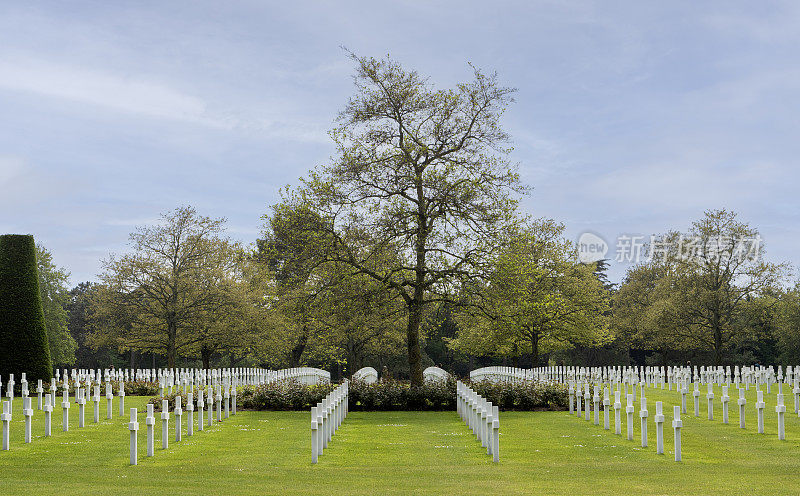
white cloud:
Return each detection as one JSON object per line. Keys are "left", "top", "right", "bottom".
{"left": 0, "top": 54, "right": 227, "bottom": 128}
{"left": 0, "top": 53, "right": 335, "bottom": 144}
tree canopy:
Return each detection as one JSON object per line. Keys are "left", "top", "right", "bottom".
{"left": 92, "top": 206, "right": 257, "bottom": 368}
{"left": 452, "top": 218, "right": 611, "bottom": 367}
{"left": 282, "top": 52, "right": 525, "bottom": 384}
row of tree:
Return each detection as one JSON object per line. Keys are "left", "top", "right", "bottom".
{"left": 47, "top": 205, "right": 798, "bottom": 379}
{"left": 36, "top": 53, "right": 798, "bottom": 382}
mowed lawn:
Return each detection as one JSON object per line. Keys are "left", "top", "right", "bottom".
{"left": 2, "top": 387, "right": 800, "bottom": 495}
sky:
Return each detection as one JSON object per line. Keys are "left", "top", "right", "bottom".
{"left": 0, "top": 1, "right": 798, "bottom": 285}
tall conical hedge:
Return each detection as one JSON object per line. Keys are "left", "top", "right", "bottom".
{"left": 0, "top": 234, "right": 53, "bottom": 383}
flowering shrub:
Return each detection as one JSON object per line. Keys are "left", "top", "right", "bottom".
{"left": 348, "top": 378, "right": 457, "bottom": 411}
{"left": 145, "top": 378, "right": 568, "bottom": 411}
{"left": 239, "top": 381, "right": 336, "bottom": 411}
{"left": 468, "top": 379, "right": 568, "bottom": 410}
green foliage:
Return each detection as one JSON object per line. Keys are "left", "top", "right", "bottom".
{"left": 614, "top": 209, "right": 788, "bottom": 364}
{"left": 349, "top": 378, "right": 565, "bottom": 411}
{"left": 36, "top": 244, "right": 77, "bottom": 366}
{"left": 93, "top": 206, "right": 264, "bottom": 368}
{"left": 453, "top": 218, "right": 611, "bottom": 366}
{"left": 149, "top": 381, "right": 336, "bottom": 411}
{"left": 775, "top": 283, "right": 800, "bottom": 364}
{"left": 0, "top": 234, "right": 53, "bottom": 382}
{"left": 348, "top": 379, "right": 456, "bottom": 411}
{"left": 284, "top": 52, "right": 526, "bottom": 385}
{"left": 238, "top": 381, "right": 336, "bottom": 411}
{"left": 145, "top": 378, "right": 564, "bottom": 412}
{"left": 468, "top": 379, "right": 568, "bottom": 410}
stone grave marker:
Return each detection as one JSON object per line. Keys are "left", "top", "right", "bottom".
{"left": 654, "top": 401, "right": 664, "bottom": 454}
{"left": 639, "top": 396, "right": 649, "bottom": 448}
{"left": 672, "top": 405, "right": 682, "bottom": 462}
{"left": 626, "top": 394, "right": 634, "bottom": 441}
{"left": 1, "top": 401, "right": 10, "bottom": 450}
{"left": 43, "top": 393, "right": 52, "bottom": 437}
{"left": 776, "top": 393, "right": 786, "bottom": 440}
{"left": 161, "top": 399, "right": 170, "bottom": 449}
{"left": 61, "top": 389, "right": 70, "bottom": 432}
{"left": 187, "top": 392, "right": 194, "bottom": 437}
{"left": 145, "top": 403, "right": 155, "bottom": 457}
{"left": 175, "top": 396, "right": 182, "bottom": 443}
{"left": 128, "top": 408, "right": 139, "bottom": 465}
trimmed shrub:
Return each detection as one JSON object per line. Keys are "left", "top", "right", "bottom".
{"left": 0, "top": 234, "right": 52, "bottom": 382}
{"left": 146, "top": 378, "right": 568, "bottom": 412}
{"left": 149, "top": 380, "right": 336, "bottom": 411}
{"left": 469, "top": 379, "right": 569, "bottom": 411}
{"left": 348, "top": 378, "right": 457, "bottom": 411}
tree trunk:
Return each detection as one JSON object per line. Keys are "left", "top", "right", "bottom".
{"left": 531, "top": 332, "right": 539, "bottom": 369}
{"left": 511, "top": 342, "right": 519, "bottom": 368}
{"left": 167, "top": 318, "right": 177, "bottom": 369}
{"left": 201, "top": 345, "right": 212, "bottom": 369}
{"left": 714, "top": 327, "right": 723, "bottom": 365}
{"left": 407, "top": 298, "right": 424, "bottom": 386}
{"left": 290, "top": 327, "right": 309, "bottom": 367}
{"left": 346, "top": 344, "right": 357, "bottom": 378}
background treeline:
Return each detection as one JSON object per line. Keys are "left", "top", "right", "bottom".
{"left": 43, "top": 207, "right": 798, "bottom": 379}
{"left": 35, "top": 54, "right": 798, "bottom": 379}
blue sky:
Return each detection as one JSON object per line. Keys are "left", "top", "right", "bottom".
{"left": 0, "top": 1, "right": 797, "bottom": 285}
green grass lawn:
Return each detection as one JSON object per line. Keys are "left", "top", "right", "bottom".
{"left": 2, "top": 386, "right": 800, "bottom": 495}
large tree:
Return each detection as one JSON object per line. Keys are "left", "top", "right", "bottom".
{"left": 93, "top": 206, "right": 242, "bottom": 368}
{"left": 288, "top": 53, "right": 525, "bottom": 384}
{"left": 612, "top": 260, "right": 685, "bottom": 359}
{"left": 258, "top": 203, "right": 332, "bottom": 367}
{"left": 616, "top": 210, "right": 788, "bottom": 364}
{"left": 259, "top": 203, "right": 405, "bottom": 371}
{"left": 67, "top": 282, "right": 122, "bottom": 369}
{"left": 775, "top": 284, "right": 800, "bottom": 364}
{"left": 453, "top": 218, "right": 611, "bottom": 367}
{"left": 314, "top": 263, "right": 405, "bottom": 376}
{"left": 36, "top": 244, "right": 77, "bottom": 366}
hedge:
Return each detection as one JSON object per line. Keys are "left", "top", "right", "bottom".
{"left": 147, "top": 378, "right": 568, "bottom": 412}
{"left": 0, "top": 234, "right": 52, "bottom": 383}
{"left": 468, "top": 379, "right": 569, "bottom": 411}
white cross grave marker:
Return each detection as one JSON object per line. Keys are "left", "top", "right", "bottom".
{"left": 43, "top": 393, "right": 52, "bottom": 437}
{"left": 672, "top": 405, "right": 682, "bottom": 462}
{"left": 128, "top": 408, "right": 139, "bottom": 465}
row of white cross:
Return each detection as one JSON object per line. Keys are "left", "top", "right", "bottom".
{"left": 1, "top": 375, "right": 125, "bottom": 417}
{"left": 456, "top": 381, "right": 499, "bottom": 462}
{"left": 39, "top": 366, "right": 330, "bottom": 388}
{"left": 2, "top": 382, "right": 124, "bottom": 451}
{"left": 311, "top": 381, "right": 349, "bottom": 463}
{"left": 570, "top": 383, "right": 683, "bottom": 461}
{"left": 128, "top": 386, "right": 236, "bottom": 465}
{"left": 527, "top": 364, "right": 800, "bottom": 391}
{"left": 678, "top": 381, "right": 791, "bottom": 439}
{"left": 0, "top": 367, "right": 331, "bottom": 410}
{"left": 1, "top": 366, "right": 330, "bottom": 461}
